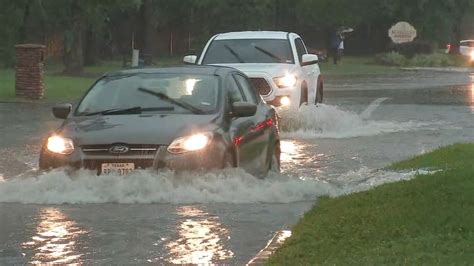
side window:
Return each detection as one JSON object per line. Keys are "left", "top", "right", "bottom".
{"left": 226, "top": 75, "right": 244, "bottom": 103}
{"left": 294, "top": 38, "right": 307, "bottom": 64}
{"left": 233, "top": 74, "right": 258, "bottom": 104}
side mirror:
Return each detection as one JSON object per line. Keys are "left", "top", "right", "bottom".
{"left": 232, "top": 102, "right": 257, "bottom": 117}
{"left": 183, "top": 55, "right": 197, "bottom": 64}
{"left": 301, "top": 54, "right": 319, "bottom": 66}
{"left": 52, "top": 104, "right": 72, "bottom": 119}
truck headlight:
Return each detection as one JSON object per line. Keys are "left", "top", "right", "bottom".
{"left": 46, "top": 136, "right": 75, "bottom": 155}
{"left": 280, "top": 96, "right": 291, "bottom": 106}
{"left": 273, "top": 74, "right": 297, "bottom": 88}
{"left": 168, "top": 133, "right": 212, "bottom": 154}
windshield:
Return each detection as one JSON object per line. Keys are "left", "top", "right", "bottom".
{"left": 202, "top": 39, "right": 294, "bottom": 64}
{"left": 75, "top": 73, "right": 219, "bottom": 116}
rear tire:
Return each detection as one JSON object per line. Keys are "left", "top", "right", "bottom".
{"left": 269, "top": 152, "right": 280, "bottom": 173}
{"left": 222, "top": 151, "right": 234, "bottom": 169}
{"left": 264, "top": 144, "right": 280, "bottom": 177}
{"left": 315, "top": 82, "right": 324, "bottom": 104}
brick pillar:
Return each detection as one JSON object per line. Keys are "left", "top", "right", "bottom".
{"left": 15, "top": 44, "right": 46, "bottom": 100}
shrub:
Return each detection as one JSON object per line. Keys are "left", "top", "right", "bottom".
{"left": 390, "top": 41, "right": 434, "bottom": 58}
{"left": 375, "top": 52, "right": 458, "bottom": 67}
{"left": 410, "top": 53, "right": 455, "bottom": 67}
{"left": 375, "top": 52, "right": 408, "bottom": 66}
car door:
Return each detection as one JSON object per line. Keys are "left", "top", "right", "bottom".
{"left": 226, "top": 73, "right": 264, "bottom": 174}
{"left": 295, "top": 38, "right": 319, "bottom": 103}
{"left": 233, "top": 73, "right": 272, "bottom": 173}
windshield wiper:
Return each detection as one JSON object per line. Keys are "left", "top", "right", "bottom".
{"left": 137, "top": 87, "right": 205, "bottom": 114}
{"left": 83, "top": 106, "right": 143, "bottom": 116}
{"left": 224, "top": 44, "right": 245, "bottom": 63}
{"left": 253, "top": 45, "right": 284, "bottom": 63}
{"left": 81, "top": 106, "right": 176, "bottom": 116}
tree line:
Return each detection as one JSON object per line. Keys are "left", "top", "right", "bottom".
{"left": 1, "top": 0, "right": 473, "bottom": 74}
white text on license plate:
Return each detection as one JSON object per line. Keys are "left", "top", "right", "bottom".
{"left": 101, "top": 163, "right": 135, "bottom": 175}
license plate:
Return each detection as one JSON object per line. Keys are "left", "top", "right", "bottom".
{"left": 101, "top": 163, "right": 135, "bottom": 175}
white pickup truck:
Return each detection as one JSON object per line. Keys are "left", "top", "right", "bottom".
{"left": 184, "top": 31, "right": 324, "bottom": 108}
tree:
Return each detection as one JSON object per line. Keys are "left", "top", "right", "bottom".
{"left": 44, "top": 0, "right": 141, "bottom": 74}
{"left": 0, "top": 0, "right": 28, "bottom": 66}
{"left": 62, "top": 0, "right": 84, "bottom": 75}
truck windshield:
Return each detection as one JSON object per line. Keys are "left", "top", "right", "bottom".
{"left": 202, "top": 39, "right": 294, "bottom": 64}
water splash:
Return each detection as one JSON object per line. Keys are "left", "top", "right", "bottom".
{"left": 328, "top": 167, "right": 438, "bottom": 196}
{"left": 0, "top": 168, "right": 436, "bottom": 205}
{"left": 278, "top": 104, "right": 445, "bottom": 139}
{"left": 0, "top": 169, "right": 334, "bottom": 204}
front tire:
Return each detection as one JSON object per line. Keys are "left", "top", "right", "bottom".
{"left": 299, "top": 86, "right": 308, "bottom": 106}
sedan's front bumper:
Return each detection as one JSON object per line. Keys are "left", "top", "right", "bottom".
{"left": 39, "top": 143, "right": 228, "bottom": 174}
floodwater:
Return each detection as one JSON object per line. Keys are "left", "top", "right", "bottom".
{"left": 0, "top": 70, "right": 473, "bottom": 264}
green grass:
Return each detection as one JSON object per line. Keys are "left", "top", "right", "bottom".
{"left": 0, "top": 57, "right": 182, "bottom": 102}
{"left": 0, "top": 68, "right": 97, "bottom": 102}
{"left": 0, "top": 68, "right": 15, "bottom": 101}
{"left": 391, "top": 143, "right": 474, "bottom": 171}
{"left": 267, "top": 143, "right": 474, "bottom": 265}
{"left": 321, "top": 56, "right": 401, "bottom": 76}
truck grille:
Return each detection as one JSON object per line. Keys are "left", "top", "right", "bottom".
{"left": 250, "top": 78, "right": 272, "bottom": 96}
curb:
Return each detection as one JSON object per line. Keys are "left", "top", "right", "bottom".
{"left": 247, "top": 230, "right": 292, "bottom": 265}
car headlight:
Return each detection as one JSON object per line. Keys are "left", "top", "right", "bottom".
{"left": 470, "top": 51, "right": 474, "bottom": 61}
{"left": 46, "top": 136, "right": 74, "bottom": 155}
{"left": 168, "top": 133, "right": 212, "bottom": 154}
{"left": 273, "top": 74, "right": 297, "bottom": 88}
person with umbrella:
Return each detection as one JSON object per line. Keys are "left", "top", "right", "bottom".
{"left": 330, "top": 26, "right": 353, "bottom": 65}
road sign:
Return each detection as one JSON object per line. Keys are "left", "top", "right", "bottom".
{"left": 389, "top": 22, "right": 417, "bottom": 44}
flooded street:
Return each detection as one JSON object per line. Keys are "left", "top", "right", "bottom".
{"left": 1, "top": 71, "right": 473, "bottom": 264}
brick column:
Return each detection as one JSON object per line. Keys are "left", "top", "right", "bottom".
{"left": 15, "top": 44, "right": 46, "bottom": 100}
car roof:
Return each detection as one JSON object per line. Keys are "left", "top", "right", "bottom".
{"left": 104, "top": 65, "right": 237, "bottom": 77}
{"left": 214, "top": 31, "right": 292, "bottom": 40}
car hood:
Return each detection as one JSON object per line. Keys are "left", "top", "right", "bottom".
{"left": 210, "top": 63, "right": 296, "bottom": 76}
{"left": 58, "top": 114, "right": 221, "bottom": 146}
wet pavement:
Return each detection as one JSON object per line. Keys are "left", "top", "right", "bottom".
{"left": 0, "top": 70, "right": 473, "bottom": 264}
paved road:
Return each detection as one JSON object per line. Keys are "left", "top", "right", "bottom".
{"left": 0, "top": 70, "right": 473, "bottom": 264}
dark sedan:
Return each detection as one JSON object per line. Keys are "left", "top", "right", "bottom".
{"left": 39, "top": 66, "right": 281, "bottom": 177}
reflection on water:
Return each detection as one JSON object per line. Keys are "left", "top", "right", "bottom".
{"left": 22, "top": 208, "right": 87, "bottom": 264}
{"left": 165, "top": 206, "right": 233, "bottom": 264}
{"left": 469, "top": 75, "right": 474, "bottom": 113}
{"left": 280, "top": 140, "right": 302, "bottom": 164}
{"left": 280, "top": 140, "right": 327, "bottom": 177}
{"left": 471, "top": 82, "right": 474, "bottom": 113}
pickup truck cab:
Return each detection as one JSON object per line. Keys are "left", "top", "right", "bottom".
{"left": 184, "top": 31, "right": 323, "bottom": 108}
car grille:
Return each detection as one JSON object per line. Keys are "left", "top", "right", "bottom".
{"left": 81, "top": 144, "right": 159, "bottom": 173}
{"left": 250, "top": 78, "right": 272, "bottom": 96}
{"left": 81, "top": 144, "right": 159, "bottom": 157}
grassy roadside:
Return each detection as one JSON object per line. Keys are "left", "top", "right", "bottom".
{"left": 267, "top": 143, "right": 474, "bottom": 265}
{"left": 320, "top": 56, "right": 401, "bottom": 76}
{"left": 0, "top": 57, "right": 182, "bottom": 102}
